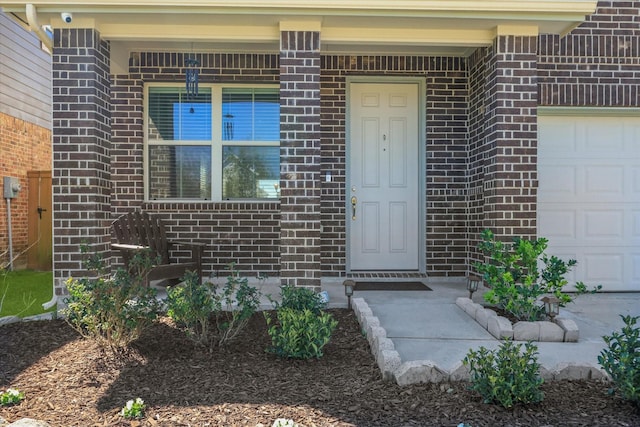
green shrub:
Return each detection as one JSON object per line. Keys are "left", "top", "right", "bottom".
{"left": 266, "top": 308, "right": 337, "bottom": 359}
{"left": 463, "top": 340, "right": 544, "bottom": 408}
{"left": 166, "top": 269, "right": 215, "bottom": 346}
{"left": 271, "top": 285, "right": 327, "bottom": 313}
{"left": 598, "top": 315, "right": 640, "bottom": 407}
{"left": 62, "top": 249, "right": 161, "bottom": 354}
{"left": 166, "top": 263, "right": 261, "bottom": 349}
{"left": 474, "top": 229, "right": 600, "bottom": 321}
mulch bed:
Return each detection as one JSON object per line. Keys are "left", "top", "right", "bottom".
{"left": 1, "top": 309, "right": 638, "bottom": 426}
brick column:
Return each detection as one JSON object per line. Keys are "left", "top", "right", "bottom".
{"left": 483, "top": 36, "right": 538, "bottom": 240}
{"left": 52, "top": 29, "right": 111, "bottom": 297}
{"left": 279, "top": 30, "right": 322, "bottom": 288}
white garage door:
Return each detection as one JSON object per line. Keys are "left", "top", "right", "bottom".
{"left": 538, "top": 113, "right": 640, "bottom": 291}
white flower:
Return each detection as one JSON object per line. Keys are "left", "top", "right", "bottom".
{"left": 272, "top": 419, "right": 298, "bottom": 427}
{"left": 6, "top": 389, "right": 20, "bottom": 397}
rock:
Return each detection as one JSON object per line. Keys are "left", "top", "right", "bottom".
{"left": 394, "top": 360, "right": 448, "bottom": 386}
{"left": 378, "top": 349, "right": 402, "bottom": 381}
{"left": 555, "top": 317, "right": 579, "bottom": 342}
{"left": 7, "top": 419, "right": 51, "bottom": 427}
{"left": 474, "top": 308, "right": 496, "bottom": 330}
{"left": 487, "top": 316, "right": 513, "bottom": 340}
{"left": 513, "top": 321, "right": 540, "bottom": 341}
{"left": 538, "top": 321, "right": 565, "bottom": 342}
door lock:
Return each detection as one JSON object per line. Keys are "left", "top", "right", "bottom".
{"left": 351, "top": 196, "right": 357, "bottom": 220}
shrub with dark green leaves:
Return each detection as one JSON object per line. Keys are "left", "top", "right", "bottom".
{"left": 463, "top": 340, "right": 544, "bottom": 408}
{"left": 63, "top": 248, "right": 161, "bottom": 354}
{"left": 271, "top": 285, "right": 327, "bottom": 313}
{"left": 474, "top": 229, "right": 600, "bottom": 321}
{"left": 166, "top": 263, "right": 261, "bottom": 349}
{"left": 266, "top": 308, "right": 337, "bottom": 359}
{"left": 166, "top": 269, "right": 215, "bottom": 346}
{"left": 598, "top": 315, "right": 640, "bottom": 407}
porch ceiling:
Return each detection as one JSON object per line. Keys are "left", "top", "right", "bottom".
{"left": 3, "top": 0, "right": 597, "bottom": 56}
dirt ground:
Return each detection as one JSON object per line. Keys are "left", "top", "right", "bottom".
{"left": 1, "top": 310, "right": 638, "bottom": 426}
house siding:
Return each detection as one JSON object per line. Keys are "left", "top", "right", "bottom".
{"left": 0, "top": 12, "right": 51, "bottom": 130}
{"left": 0, "top": 12, "right": 52, "bottom": 270}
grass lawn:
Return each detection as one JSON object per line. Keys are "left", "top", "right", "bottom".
{"left": 0, "top": 270, "right": 55, "bottom": 318}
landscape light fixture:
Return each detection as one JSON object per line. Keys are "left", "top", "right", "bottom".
{"left": 542, "top": 295, "right": 560, "bottom": 321}
{"left": 467, "top": 275, "right": 481, "bottom": 299}
{"left": 343, "top": 279, "right": 355, "bottom": 309}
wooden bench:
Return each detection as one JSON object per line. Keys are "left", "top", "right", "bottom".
{"left": 111, "top": 211, "right": 205, "bottom": 287}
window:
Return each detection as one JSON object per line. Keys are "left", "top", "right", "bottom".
{"left": 146, "top": 85, "right": 280, "bottom": 200}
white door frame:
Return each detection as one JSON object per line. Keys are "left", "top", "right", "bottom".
{"left": 345, "top": 76, "right": 426, "bottom": 273}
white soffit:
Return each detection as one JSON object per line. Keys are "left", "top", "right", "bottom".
{"left": 2, "top": 1, "right": 598, "bottom": 56}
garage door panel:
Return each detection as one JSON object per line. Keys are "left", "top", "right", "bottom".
{"left": 585, "top": 165, "right": 625, "bottom": 197}
{"left": 538, "top": 166, "right": 576, "bottom": 201}
{"left": 633, "top": 210, "right": 640, "bottom": 236}
{"left": 585, "top": 120, "right": 624, "bottom": 152}
{"left": 584, "top": 210, "right": 624, "bottom": 239}
{"left": 633, "top": 254, "right": 640, "bottom": 285}
{"left": 538, "top": 209, "right": 576, "bottom": 239}
{"left": 538, "top": 113, "right": 640, "bottom": 292}
{"left": 584, "top": 253, "right": 624, "bottom": 283}
{"left": 633, "top": 168, "right": 640, "bottom": 192}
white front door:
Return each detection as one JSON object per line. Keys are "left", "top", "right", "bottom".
{"left": 348, "top": 82, "right": 421, "bottom": 271}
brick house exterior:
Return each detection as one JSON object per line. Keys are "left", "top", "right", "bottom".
{"left": 0, "top": 12, "right": 52, "bottom": 269}
{"left": 3, "top": 1, "right": 638, "bottom": 296}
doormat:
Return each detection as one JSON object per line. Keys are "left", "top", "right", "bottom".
{"left": 354, "top": 281, "right": 432, "bottom": 291}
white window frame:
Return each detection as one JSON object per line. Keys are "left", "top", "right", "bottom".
{"left": 144, "top": 83, "right": 280, "bottom": 202}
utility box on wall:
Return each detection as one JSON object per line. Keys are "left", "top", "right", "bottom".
{"left": 3, "top": 176, "right": 22, "bottom": 199}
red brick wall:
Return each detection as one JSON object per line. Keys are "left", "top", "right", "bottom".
{"left": 0, "top": 112, "right": 51, "bottom": 269}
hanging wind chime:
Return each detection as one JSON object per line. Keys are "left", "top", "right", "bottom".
{"left": 185, "top": 56, "right": 200, "bottom": 100}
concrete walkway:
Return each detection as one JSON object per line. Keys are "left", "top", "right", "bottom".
{"left": 315, "top": 278, "right": 640, "bottom": 386}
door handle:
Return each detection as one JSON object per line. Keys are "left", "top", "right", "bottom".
{"left": 351, "top": 196, "right": 357, "bottom": 220}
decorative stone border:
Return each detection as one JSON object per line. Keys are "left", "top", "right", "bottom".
{"left": 455, "top": 297, "right": 579, "bottom": 342}
{"left": 351, "top": 296, "right": 606, "bottom": 385}
{"left": 351, "top": 297, "right": 468, "bottom": 385}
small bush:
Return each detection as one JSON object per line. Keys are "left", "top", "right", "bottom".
{"left": 598, "top": 315, "right": 640, "bottom": 407}
{"left": 463, "top": 340, "right": 544, "bottom": 408}
{"left": 271, "top": 285, "right": 327, "bottom": 313}
{"left": 474, "top": 229, "right": 600, "bottom": 321}
{"left": 166, "top": 269, "right": 215, "bottom": 346}
{"left": 266, "top": 308, "right": 337, "bottom": 359}
{"left": 166, "top": 263, "right": 261, "bottom": 349}
{"left": 63, "top": 249, "right": 161, "bottom": 354}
